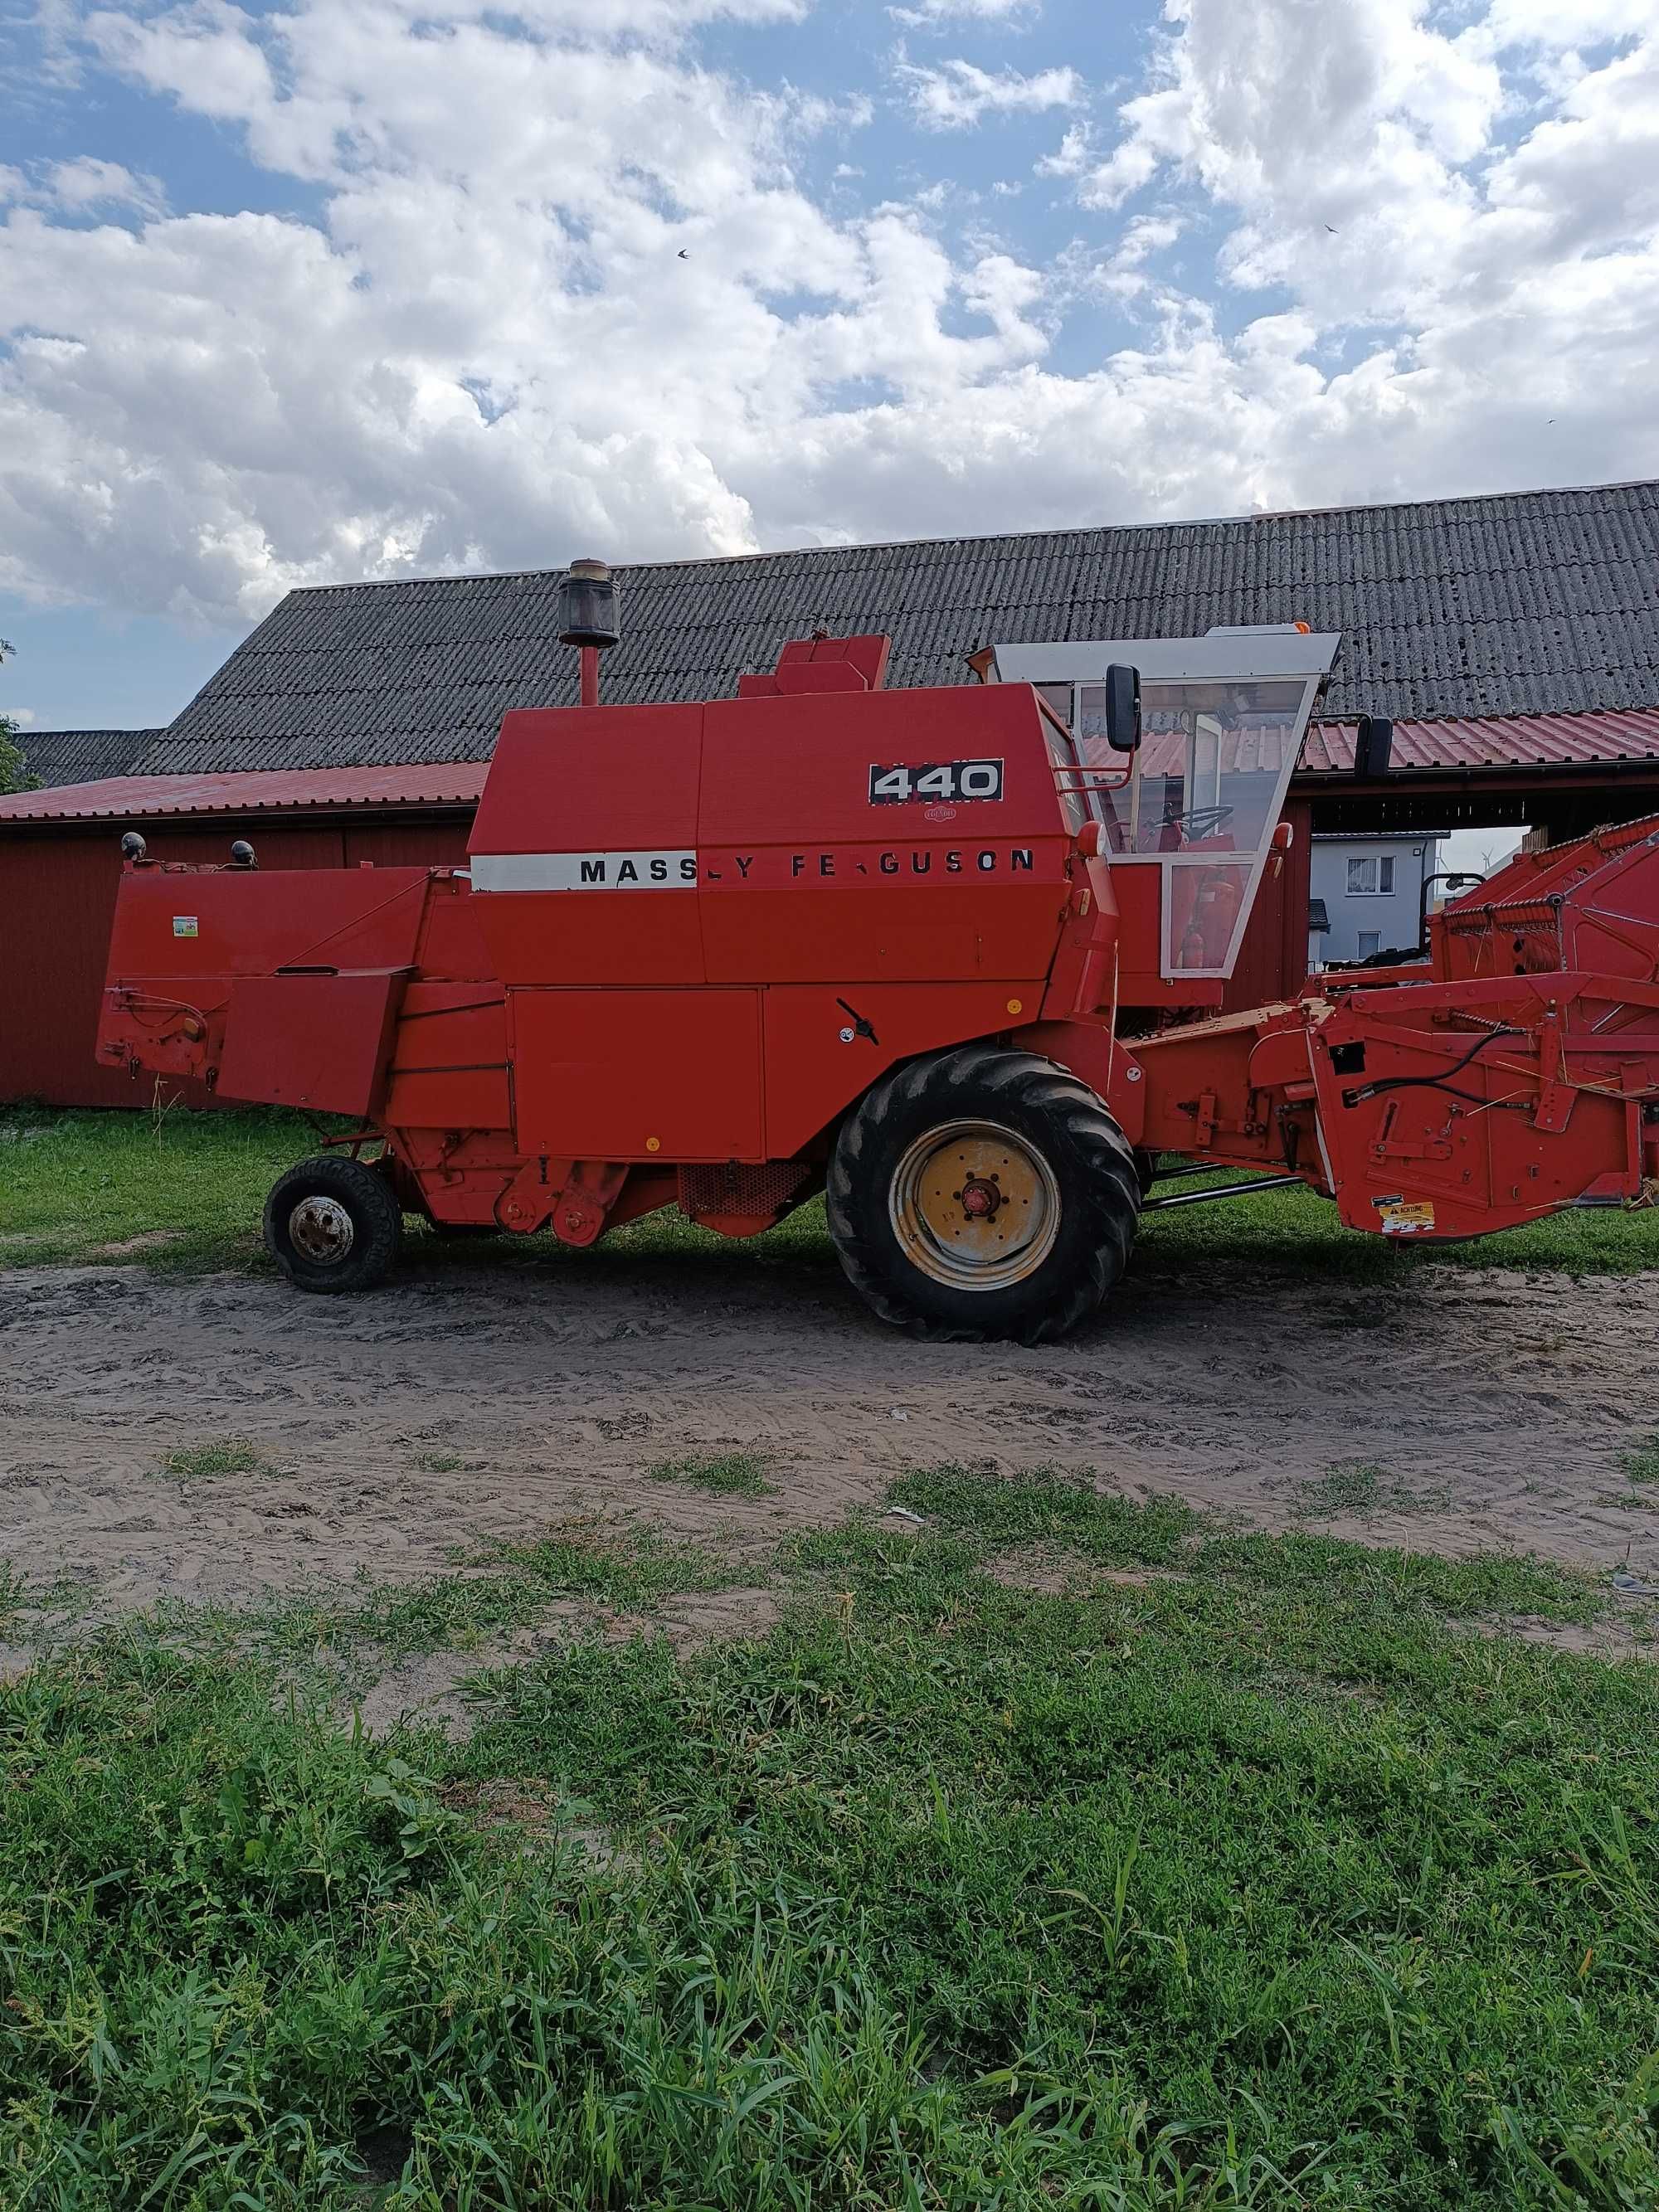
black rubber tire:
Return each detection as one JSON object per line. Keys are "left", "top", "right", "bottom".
{"left": 264, "top": 1155, "right": 403, "bottom": 1295}
{"left": 825, "top": 1045, "right": 1141, "bottom": 1344}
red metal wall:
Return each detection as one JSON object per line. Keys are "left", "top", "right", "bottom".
{"left": 1221, "top": 799, "right": 1314, "bottom": 1015}
{"left": 0, "top": 814, "right": 469, "bottom": 1110}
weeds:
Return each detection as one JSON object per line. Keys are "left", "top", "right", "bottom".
{"left": 648, "top": 1450, "right": 776, "bottom": 1498}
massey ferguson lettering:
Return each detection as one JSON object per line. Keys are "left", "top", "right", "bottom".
{"left": 470, "top": 846, "right": 1037, "bottom": 891}
{"left": 469, "top": 851, "right": 697, "bottom": 892}
{"left": 790, "top": 848, "right": 1034, "bottom": 877}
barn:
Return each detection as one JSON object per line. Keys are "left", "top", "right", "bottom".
{"left": 7, "top": 477, "right": 1659, "bottom": 1109}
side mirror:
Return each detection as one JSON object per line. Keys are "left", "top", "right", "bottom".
{"left": 1103, "top": 663, "right": 1141, "bottom": 754}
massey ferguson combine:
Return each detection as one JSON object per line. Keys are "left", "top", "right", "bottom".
{"left": 97, "top": 562, "right": 1659, "bottom": 1341}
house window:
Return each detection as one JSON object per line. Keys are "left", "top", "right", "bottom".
{"left": 1357, "top": 930, "right": 1382, "bottom": 959}
{"left": 1347, "top": 854, "right": 1394, "bottom": 895}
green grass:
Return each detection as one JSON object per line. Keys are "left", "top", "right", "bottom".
{"left": 6, "top": 1106, "right": 1659, "bottom": 1281}
{"left": 648, "top": 1451, "right": 777, "bottom": 1499}
{"left": 127, "top": 1518, "right": 747, "bottom": 1675}
{"left": 3, "top": 1472, "right": 1655, "bottom": 2210}
{"left": 157, "top": 1437, "right": 268, "bottom": 1481}
{"left": 1276, "top": 1461, "right": 1454, "bottom": 1521}
{"left": 0, "top": 1106, "right": 318, "bottom": 1271}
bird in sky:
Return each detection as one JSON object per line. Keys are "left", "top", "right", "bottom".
{"left": 678, "top": 248, "right": 689, "bottom": 260}
{"left": 1324, "top": 222, "right": 1338, "bottom": 234}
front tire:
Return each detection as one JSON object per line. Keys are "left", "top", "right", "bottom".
{"left": 826, "top": 1046, "right": 1140, "bottom": 1343}
{"left": 264, "top": 1156, "right": 402, "bottom": 1294}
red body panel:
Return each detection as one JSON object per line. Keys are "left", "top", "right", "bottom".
{"left": 94, "top": 633, "right": 1659, "bottom": 1262}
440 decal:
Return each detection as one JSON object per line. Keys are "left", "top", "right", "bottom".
{"left": 868, "top": 758, "right": 1003, "bottom": 805}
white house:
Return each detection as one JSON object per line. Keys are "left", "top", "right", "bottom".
{"left": 1309, "top": 830, "right": 1443, "bottom": 966}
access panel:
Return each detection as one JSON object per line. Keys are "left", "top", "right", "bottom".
{"left": 509, "top": 988, "right": 763, "bottom": 1162}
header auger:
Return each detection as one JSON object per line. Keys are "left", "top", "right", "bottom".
{"left": 97, "top": 584, "right": 1659, "bottom": 1341}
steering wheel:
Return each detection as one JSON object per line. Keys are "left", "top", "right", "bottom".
{"left": 1159, "top": 803, "right": 1235, "bottom": 845}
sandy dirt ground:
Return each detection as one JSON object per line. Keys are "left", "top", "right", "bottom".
{"left": 3, "top": 1242, "right": 1658, "bottom": 1622}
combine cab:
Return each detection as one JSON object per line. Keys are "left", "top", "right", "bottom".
{"left": 96, "top": 579, "right": 1659, "bottom": 1339}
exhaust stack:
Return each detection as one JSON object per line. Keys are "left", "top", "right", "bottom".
{"left": 558, "top": 557, "right": 621, "bottom": 707}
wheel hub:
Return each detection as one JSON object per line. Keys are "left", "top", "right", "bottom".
{"left": 289, "top": 1194, "right": 355, "bottom": 1264}
{"left": 889, "top": 1119, "right": 1061, "bottom": 1291}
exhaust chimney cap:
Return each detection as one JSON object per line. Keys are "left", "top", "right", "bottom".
{"left": 557, "top": 557, "right": 622, "bottom": 651}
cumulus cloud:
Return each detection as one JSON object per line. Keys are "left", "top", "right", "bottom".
{"left": 898, "top": 56, "right": 1085, "bottom": 130}
{"left": 890, "top": 0, "right": 1038, "bottom": 25}
{"left": 45, "top": 155, "right": 167, "bottom": 216}
{"left": 0, "top": 0, "right": 1656, "bottom": 634}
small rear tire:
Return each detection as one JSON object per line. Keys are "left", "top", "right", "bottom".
{"left": 265, "top": 1156, "right": 402, "bottom": 1295}
{"left": 826, "top": 1045, "right": 1141, "bottom": 1343}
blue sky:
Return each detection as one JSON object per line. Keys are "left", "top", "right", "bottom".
{"left": 2, "top": 0, "right": 1657, "bottom": 735}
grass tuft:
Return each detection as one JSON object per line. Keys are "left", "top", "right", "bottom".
{"left": 158, "top": 1435, "right": 266, "bottom": 1480}
{"left": 647, "top": 1450, "right": 776, "bottom": 1498}
{"left": 1279, "top": 1460, "right": 1453, "bottom": 1519}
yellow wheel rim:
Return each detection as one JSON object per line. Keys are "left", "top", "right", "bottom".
{"left": 888, "top": 1118, "right": 1062, "bottom": 1291}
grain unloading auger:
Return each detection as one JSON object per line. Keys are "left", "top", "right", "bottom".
{"left": 97, "top": 569, "right": 1659, "bottom": 1341}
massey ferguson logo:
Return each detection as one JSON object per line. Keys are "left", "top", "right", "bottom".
{"left": 470, "top": 842, "right": 1035, "bottom": 892}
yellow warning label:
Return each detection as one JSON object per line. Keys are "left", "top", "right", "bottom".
{"left": 1378, "top": 1198, "right": 1435, "bottom": 1236}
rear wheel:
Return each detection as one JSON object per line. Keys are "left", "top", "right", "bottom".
{"left": 826, "top": 1046, "right": 1140, "bottom": 1342}
{"left": 264, "top": 1156, "right": 402, "bottom": 1294}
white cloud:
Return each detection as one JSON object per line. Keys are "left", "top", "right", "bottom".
{"left": 0, "top": 0, "right": 1657, "bottom": 636}
{"left": 899, "top": 56, "right": 1085, "bottom": 131}
{"left": 45, "top": 155, "right": 167, "bottom": 217}
{"left": 890, "top": 0, "right": 1038, "bottom": 24}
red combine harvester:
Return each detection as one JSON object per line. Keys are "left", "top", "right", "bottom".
{"left": 97, "top": 563, "right": 1659, "bottom": 1340}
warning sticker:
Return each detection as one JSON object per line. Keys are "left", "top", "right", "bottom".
{"left": 1378, "top": 1198, "right": 1435, "bottom": 1236}
{"left": 172, "top": 916, "right": 198, "bottom": 938}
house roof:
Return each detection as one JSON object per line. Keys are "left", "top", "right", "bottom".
{"left": 14, "top": 727, "right": 164, "bottom": 788}
{"left": 7, "top": 705, "right": 1658, "bottom": 829}
{"left": 1301, "top": 707, "right": 1659, "bottom": 775}
{"left": 0, "top": 762, "right": 487, "bottom": 825}
{"left": 139, "top": 478, "right": 1659, "bottom": 776}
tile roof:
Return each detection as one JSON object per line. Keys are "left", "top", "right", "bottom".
{"left": 0, "top": 762, "right": 487, "bottom": 824}
{"left": 145, "top": 479, "right": 1659, "bottom": 775}
{"left": 1299, "top": 707, "right": 1659, "bottom": 775}
{"left": 14, "top": 728, "right": 164, "bottom": 788}
{"left": 7, "top": 707, "right": 1659, "bottom": 826}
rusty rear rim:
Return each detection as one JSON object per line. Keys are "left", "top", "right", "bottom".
{"left": 888, "top": 1117, "right": 1062, "bottom": 1291}
{"left": 288, "top": 1194, "right": 355, "bottom": 1265}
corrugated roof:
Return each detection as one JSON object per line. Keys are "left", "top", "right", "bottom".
{"left": 14, "top": 728, "right": 164, "bottom": 788}
{"left": 0, "top": 761, "right": 487, "bottom": 824}
{"left": 1299, "top": 707, "right": 1659, "bottom": 775}
{"left": 144, "top": 479, "right": 1659, "bottom": 775}
{"left": 7, "top": 706, "right": 1659, "bottom": 826}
